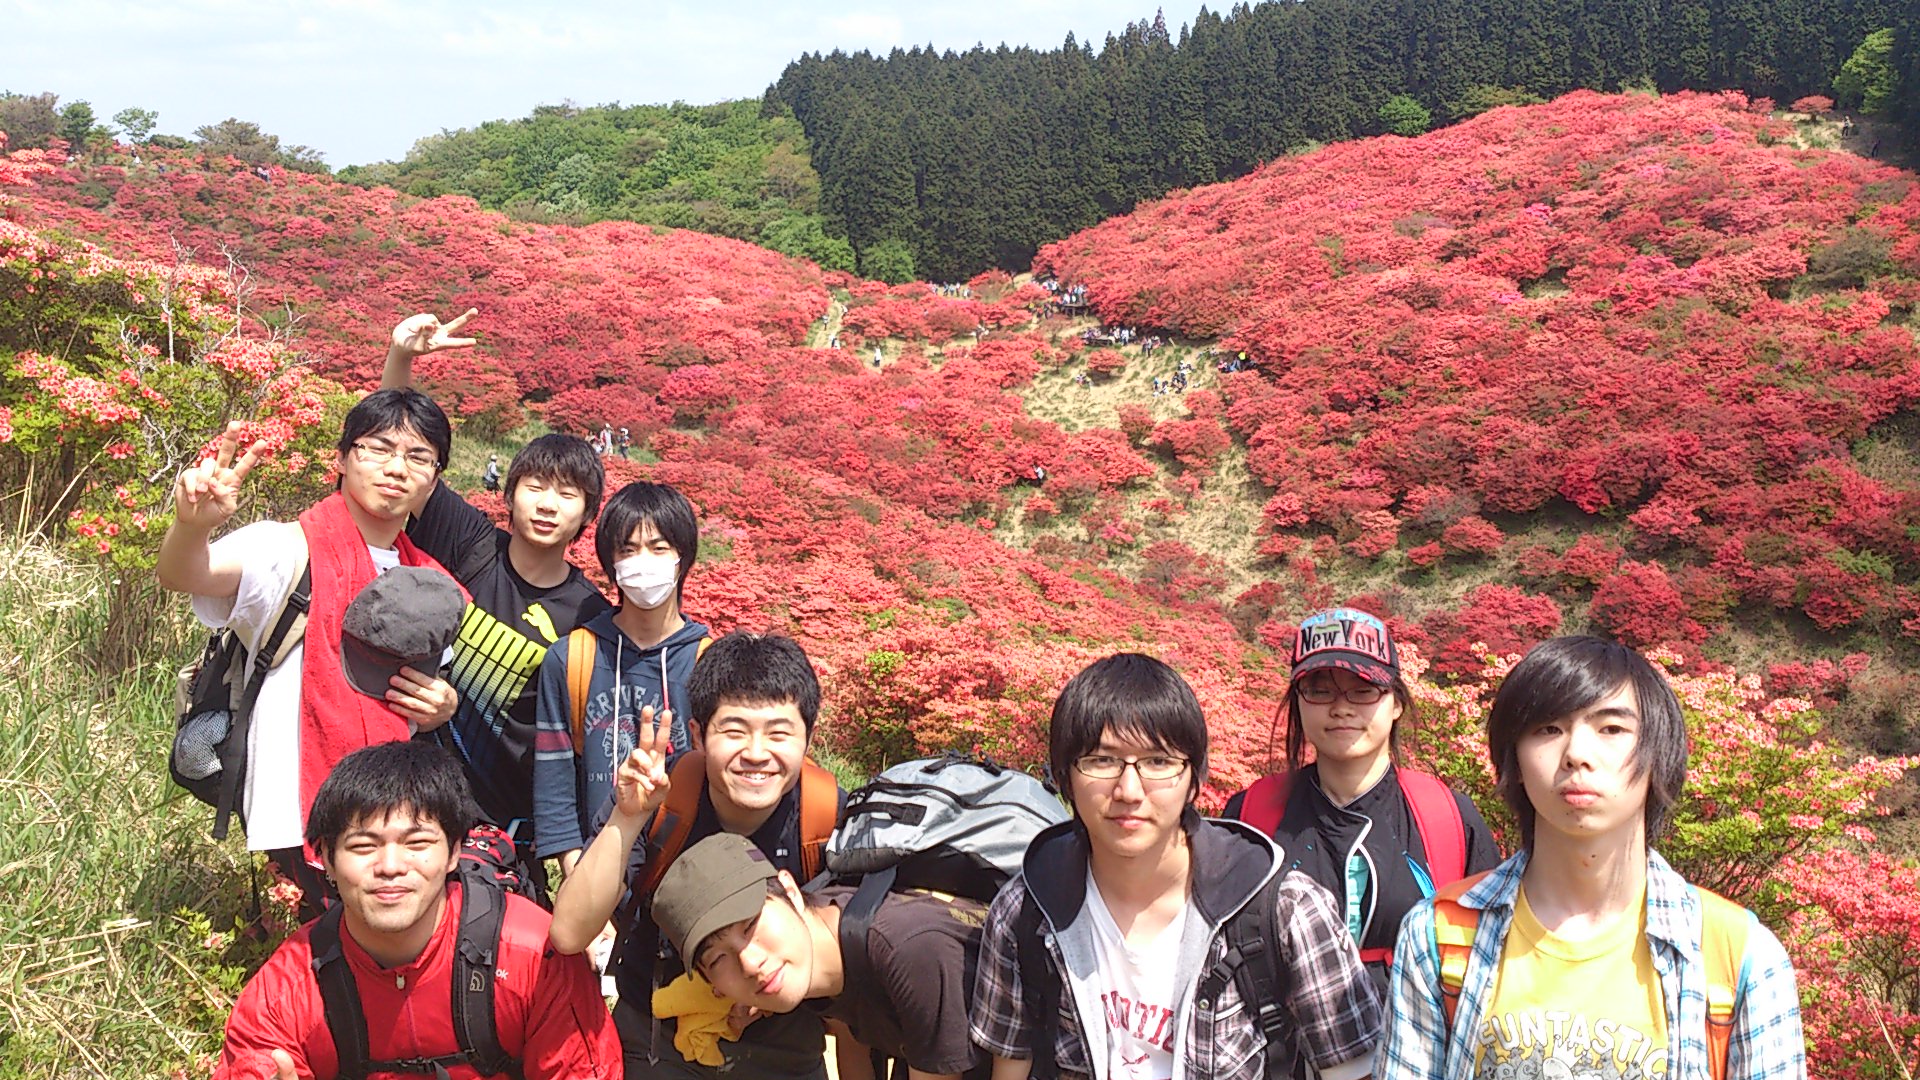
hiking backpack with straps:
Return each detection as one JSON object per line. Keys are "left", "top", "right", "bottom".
{"left": 824, "top": 752, "right": 1071, "bottom": 994}
{"left": 310, "top": 824, "right": 529, "bottom": 1080}
{"left": 170, "top": 562, "right": 313, "bottom": 840}
{"left": 563, "top": 628, "right": 712, "bottom": 756}
{"left": 1238, "top": 767, "right": 1466, "bottom": 965}
{"left": 1015, "top": 868, "right": 1294, "bottom": 1080}
{"left": 1430, "top": 870, "right": 1752, "bottom": 1080}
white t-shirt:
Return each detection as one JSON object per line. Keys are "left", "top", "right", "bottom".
{"left": 192, "top": 522, "right": 405, "bottom": 851}
{"left": 1086, "top": 872, "right": 1189, "bottom": 1080}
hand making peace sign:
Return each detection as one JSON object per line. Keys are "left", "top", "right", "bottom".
{"left": 172, "top": 421, "right": 268, "bottom": 533}
{"left": 613, "top": 705, "right": 674, "bottom": 820}
{"left": 391, "top": 308, "right": 479, "bottom": 357}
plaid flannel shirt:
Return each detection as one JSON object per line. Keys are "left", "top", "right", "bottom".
{"left": 970, "top": 818, "right": 1382, "bottom": 1080}
{"left": 1380, "top": 848, "right": 1808, "bottom": 1080}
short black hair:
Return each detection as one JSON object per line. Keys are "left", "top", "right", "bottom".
{"left": 594, "top": 481, "right": 698, "bottom": 601}
{"left": 337, "top": 389, "right": 452, "bottom": 470}
{"left": 686, "top": 632, "right": 821, "bottom": 733}
{"left": 1284, "top": 674, "right": 1417, "bottom": 773}
{"left": 505, "top": 434, "right": 605, "bottom": 543}
{"left": 1050, "top": 653, "right": 1209, "bottom": 805}
{"left": 1485, "top": 635, "right": 1689, "bottom": 850}
{"left": 305, "top": 741, "right": 477, "bottom": 858}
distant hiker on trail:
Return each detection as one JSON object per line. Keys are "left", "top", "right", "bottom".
{"left": 599, "top": 424, "right": 616, "bottom": 457}
{"left": 531, "top": 481, "right": 711, "bottom": 882}
{"left": 969, "top": 653, "right": 1384, "bottom": 1080}
{"left": 617, "top": 427, "right": 631, "bottom": 460}
{"left": 1224, "top": 608, "right": 1501, "bottom": 995}
{"left": 872, "top": 344, "right": 884, "bottom": 369}
{"left": 547, "top": 632, "right": 845, "bottom": 1080}
{"left": 383, "top": 309, "right": 613, "bottom": 898}
{"left": 1033, "top": 463, "right": 1047, "bottom": 484}
{"left": 1379, "top": 636, "right": 1807, "bottom": 1080}
{"left": 482, "top": 454, "right": 501, "bottom": 492}
{"left": 158, "top": 394, "right": 463, "bottom": 909}
{"left": 212, "top": 741, "right": 619, "bottom": 1080}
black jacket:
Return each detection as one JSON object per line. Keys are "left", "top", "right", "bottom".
{"left": 1224, "top": 764, "right": 1502, "bottom": 993}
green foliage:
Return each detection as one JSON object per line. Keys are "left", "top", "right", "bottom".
{"left": 859, "top": 237, "right": 917, "bottom": 285}
{"left": 0, "top": 91, "right": 60, "bottom": 149}
{"left": 56, "top": 100, "right": 97, "bottom": 149}
{"left": 1379, "top": 94, "right": 1433, "bottom": 136}
{"left": 1452, "top": 85, "right": 1547, "bottom": 118}
{"left": 0, "top": 539, "right": 281, "bottom": 1077}
{"left": 761, "top": 214, "right": 856, "bottom": 273}
{"left": 191, "top": 117, "right": 328, "bottom": 173}
{"left": 111, "top": 107, "right": 159, "bottom": 144}
{"left": 1833, "top": 29, "right": 1897, "bottom": 116}
{"left": 336, "top": 100, "right": 850, "bottom": 260}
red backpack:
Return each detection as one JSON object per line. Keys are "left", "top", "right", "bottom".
{"left": 1237, "top": 768, "right": 1467, "bottom": 965}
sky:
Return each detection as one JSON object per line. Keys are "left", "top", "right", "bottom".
{"left": 6, "top": 0, "right": 1210, "bottom": 167}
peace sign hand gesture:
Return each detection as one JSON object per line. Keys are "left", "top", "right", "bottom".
{"left": 613, "top": 705, "right": 674, "bottom": 822}
{"left": 391, "top": 308, "right": 479, "bottom": 357}
{"left": 173, "top": 421, "right": 266, "bottom": 534}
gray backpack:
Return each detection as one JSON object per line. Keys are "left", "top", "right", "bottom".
{"left": 826, "top": 751, "right": 1070, "bottom": 896}
{"left": 825, "top": 752, "right": 1069, "bottom": 1006}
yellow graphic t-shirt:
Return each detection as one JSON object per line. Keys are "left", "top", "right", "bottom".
{"left": 1473, "top": 884, "right": 1668, "bottom": 1079}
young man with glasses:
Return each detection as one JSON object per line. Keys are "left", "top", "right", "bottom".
{"left": 159, "top": 390, "right": 463, "bottom": 897}
{"left": 969, "top": 652, "right": 1383, "bottom": 1080}
{"left": 382, "top": 311, "right": 611, "bottom": 893}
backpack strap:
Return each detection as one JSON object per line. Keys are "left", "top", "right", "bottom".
{"left": 1237, "top": 771, "right": 1293, "bottom": 836}
{"left": 634, "top": 752, "right": 710, "bottom": 899}
{"left": 1014, "top": 891, "right": 1060, "bottom": 1080}
{"left": 1398, "top": 770, "right": 1468, "bottom": 889}
{"left": 450, "top": 874, "right": 522, "bottom": 1079}
{"left": 566, "top": 628, "right": 597, "bottom": 756}
{"left": 799, "top": 759, "right": 838, "bottom": 883}
{"left": 310, "top": 903, "right": 372, "bottom": 1080}
{"left": 213, "top": 562, "right": 311, "bottom": 841}
{"left": 1430, "top": 870, "right": 1491, "bottom": 1032}
{"left": 1696, "top": 886, "right": 1752, "bottom": 1080}
{"left": 1216, "top": 875, "right": 1291, "bottom": 1079}
{"left": 835, "top": 865, "right": 897, "bottom": 1007}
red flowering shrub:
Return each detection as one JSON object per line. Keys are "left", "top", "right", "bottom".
{"left": 1419, "top": 585, "right": 1563, "bottom": 678}
{"left": 1790, "top": 95, "right": 1835, "bottom": 116}
{"left": 1440, "top": 515, "right": 1504, "bottom": 557}
{"left": 1589, "top": 561, "right": 1705, "bottom": 646}
{"left": 1114, "top": 403, "right": 1155, "bottom": 445}
{"left": 1558, "top": 534, "right": 1625, "bottom": 585}
{"left": 1084, "top": 348, "right": 1126, "bottom": 377}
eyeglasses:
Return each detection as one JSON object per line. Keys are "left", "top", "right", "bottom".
{"left": 1296, "top": 682, "right": 1388, "bottom": 705}
{"left": 350, "top": 441, "right": 441, "bottom": 474}
{"left": 1073, "top": 754, "right": 1190, "bottom": 781}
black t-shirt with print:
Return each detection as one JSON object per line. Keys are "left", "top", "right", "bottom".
{"left": 807, "top": 885, "right": 988, "bottom": 1077}
{"left": 407, "top": 481, "right": 610, "bottom": 828}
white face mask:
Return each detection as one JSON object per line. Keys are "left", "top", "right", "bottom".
{"left": 614, "top": 552, "right": 679, "bottom": 610}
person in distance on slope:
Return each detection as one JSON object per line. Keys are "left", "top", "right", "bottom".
{"left": 1223, "top": 607, "right": 1502, "bottom": 995}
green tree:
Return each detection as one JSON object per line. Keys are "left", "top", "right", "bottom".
{"left": 192, "top": 118, "right": 327, "bottom": 172}
{"left": 1379, "top": 93, "right": 1433, "bottom": 135}
{"left": 860, "top": 238, "right": 916, "bottom": 284}
{"left": 111, "top": 107, "right": 159, "bottom": 144}
{"left": 0, "top": 91, "right": 60, "bottom": 148}
{"left": 760, "top": 215, "right": 856, "bottom": 273}
{"left": 57, "top": 100, "right": 97, "bottom": 149}
{"left": 1833, "top": 28, "right": 1896, "bottom": 115}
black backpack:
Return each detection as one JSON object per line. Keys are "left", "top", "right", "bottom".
{"left": 1016, "top": 873, "right": 1292, "bottom": 1080}
{"left": 309, "top": 825, "right": 528, "bottom": 1080}
{"left": 170, "top": 563, "right": 312, "bottom": 839}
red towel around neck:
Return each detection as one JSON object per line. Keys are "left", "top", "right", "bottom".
{"left": 295, "top": 492, "right": 466, "bottom": 832}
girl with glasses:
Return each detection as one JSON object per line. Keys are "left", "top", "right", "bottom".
{"left": 1224, "top": 607, "right": 1503, "bottom": 994}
